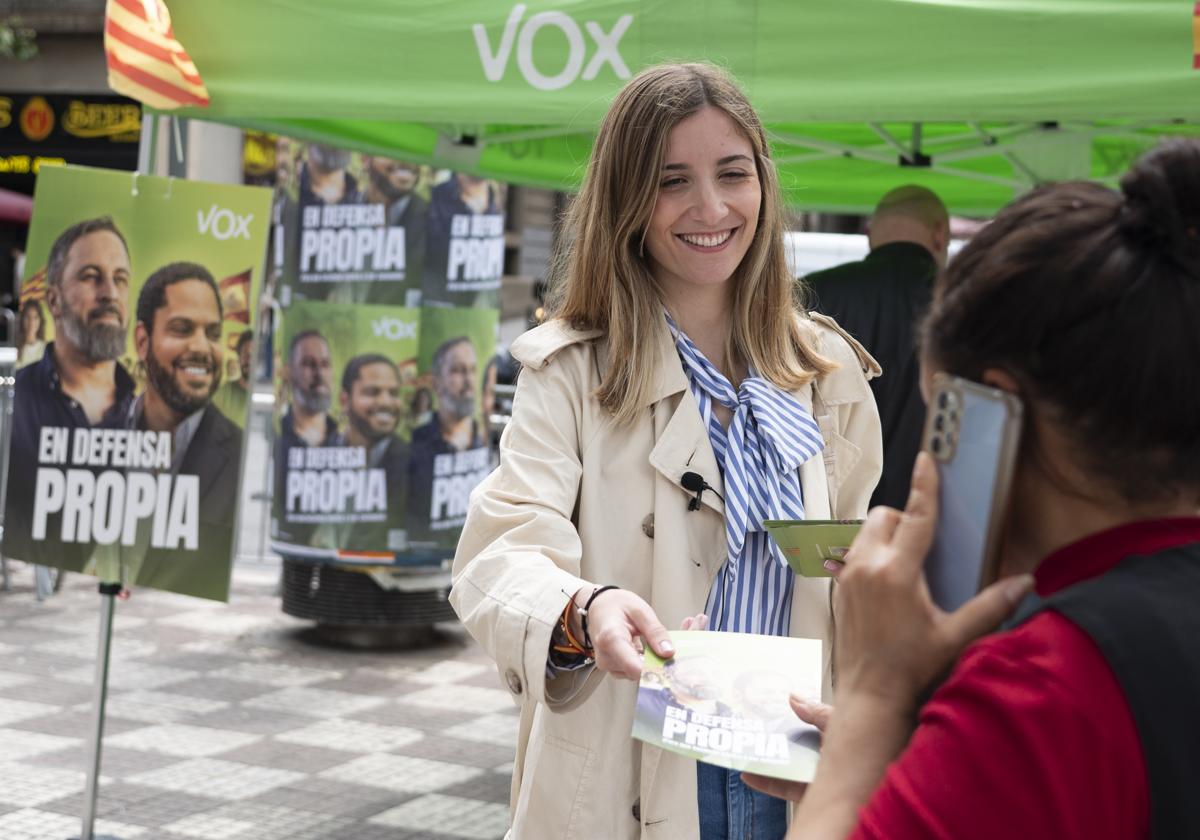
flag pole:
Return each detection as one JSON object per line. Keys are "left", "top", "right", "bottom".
{"left": 71, "top": 104, "right": 161, "bottom": 840}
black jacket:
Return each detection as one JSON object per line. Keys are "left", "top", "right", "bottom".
{"left": 804, "top": 242, "right": 936, "bottom": 509}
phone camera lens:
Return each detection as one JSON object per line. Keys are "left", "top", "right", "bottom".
{"left": 930, "top": 435, "right": 943, "bottom": 455}
{"left": 936, "top": 392, "right": 949, "bottom": 410}
{"left": 934, "top": 415, "right": 945, "bottom": 432}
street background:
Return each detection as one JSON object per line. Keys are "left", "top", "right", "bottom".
{"left": 0, "top": 401, "right": 516, "bottom": 840}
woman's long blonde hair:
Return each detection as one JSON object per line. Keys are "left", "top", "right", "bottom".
{"left": 547, "top": 62, "right": 834, "bottom": 424}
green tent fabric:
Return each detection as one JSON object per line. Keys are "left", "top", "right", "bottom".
{"left": 166, "top": 0, "right": 1200, "bottom": 214}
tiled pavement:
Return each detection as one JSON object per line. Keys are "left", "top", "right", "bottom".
{"left": 0, "top": 560, "right": 515, "bottom": 840}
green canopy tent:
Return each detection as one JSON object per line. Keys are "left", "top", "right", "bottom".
{"left": 164, "top": 0, "right": 1200, "bottom": 215}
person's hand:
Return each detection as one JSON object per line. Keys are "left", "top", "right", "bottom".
{"left": 833, "top": 452, "right": 1034, "bottom": 712}
{"left": 571, "top": 587, "right": 674, "bottom": 680}
{"left": 680, "top": 613, "right": 708, "bottom": 631}
{"left": 742, "top": 695, "right": 833, "bottom": 801}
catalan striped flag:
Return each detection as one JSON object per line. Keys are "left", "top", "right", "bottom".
{"left": 1194, "top": 2, "right": 1200, "bottom": 69}
{"left": 104, "top": 0, "right": 210, "bottom": 110}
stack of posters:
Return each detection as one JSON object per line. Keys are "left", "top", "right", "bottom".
{"left": 245, "top": 134, "right": 501, "bottom": 564}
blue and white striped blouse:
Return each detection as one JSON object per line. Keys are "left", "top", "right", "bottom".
{"left": 669, "top": 316, "right": 825, "bottom": 637}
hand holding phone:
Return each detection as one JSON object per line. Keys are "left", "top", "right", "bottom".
{"left": 922, "top": 374, "right": 1022, "bottom": 611}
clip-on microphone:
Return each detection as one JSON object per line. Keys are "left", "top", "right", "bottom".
{"left": 681, "top": 471, "right": 723, "bottom": 511}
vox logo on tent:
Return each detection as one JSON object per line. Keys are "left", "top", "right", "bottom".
{"left": 473, "top": 4, "right": 633, "bottom": 91}
{"left": 197, "top": 204, "right": 253, "bottom": 240}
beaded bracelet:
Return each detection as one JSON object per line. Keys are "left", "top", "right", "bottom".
{"left": 579, "top": 585, "right": 621, "bottom": 652}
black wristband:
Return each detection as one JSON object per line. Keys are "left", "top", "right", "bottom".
{"left": 579, "top": 585, "right": 620, "bottom": 652}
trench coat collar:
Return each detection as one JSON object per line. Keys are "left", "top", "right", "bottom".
{"left": 644, "top": 317, "right": 826, "bottom": 519}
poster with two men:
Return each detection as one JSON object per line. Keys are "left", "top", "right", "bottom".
{"left": 5, "top": 165, "right": 272, "bottom": 601}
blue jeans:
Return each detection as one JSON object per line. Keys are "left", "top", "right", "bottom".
{"left": 697, "top": 762, "right": 788, "bottom": 840}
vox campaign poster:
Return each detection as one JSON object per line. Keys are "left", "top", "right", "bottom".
{"left": 633, "top": 632, "right": 824, "bottom": 783}
{"left": 243, "top": 133, "right": 505, "bottom": 310}
{"left": 5, "top": 165, "right": 271, "bottom": 601}
{"left": 272, "top": 301, "right": 419, "bottom": 557}
{"left": 271, "top": 301, "right": 497, "bottom": 562}
{"left": 406, "top": 306, "right": 497, "bottom": 554}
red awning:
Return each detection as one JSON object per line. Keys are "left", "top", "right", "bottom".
{"left": 0, "top": 188, "right": 33, "bottom": 225}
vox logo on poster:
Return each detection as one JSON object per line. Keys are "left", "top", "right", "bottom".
{"left": 473, "top": 4, "right": 633, "bottom": 91}
{"left": 197, "top": 204, "right": 254, "bottom": 240}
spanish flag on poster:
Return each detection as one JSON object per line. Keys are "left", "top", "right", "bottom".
{"left": 104, "top": 0, "right": 210, "bottom": 109}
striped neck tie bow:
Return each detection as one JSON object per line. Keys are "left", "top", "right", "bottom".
{"left": 667, "top": 314, "right": 825, "bottom": 574}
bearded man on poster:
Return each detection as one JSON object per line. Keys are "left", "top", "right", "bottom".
{"left": 314, "top": 353, "right": 410, "bottom": 551}
{"left": 362, "top": 156, "right": 426, "bottom": 305}
{"left": 4, "top": 216, "right": 136, "bottom": 568}
{"left": 407, "top": 335, "right": 489, "bottom": 549}
{"left": 274, "top": 329, "right": 339, "bottom": 547}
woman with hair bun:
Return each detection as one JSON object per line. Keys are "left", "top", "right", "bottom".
{"left": 451, "top": 62, "right": 882, "bottom": 839}
{"left": 768, "top": 139, "right": 1200, "bottom": 840}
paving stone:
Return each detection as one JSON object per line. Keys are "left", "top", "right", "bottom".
{"left": 397, "top": 684, "right": 515, "bottom": 714}
{"left": 164, "top": 675, "right": 282, "bottom": 703}
{"left": 26, "top": 745, "right": 180, "bottom": 778}
{"left": 106, "top": 723, "right": 262, "bottom": 758}
{"left": 0, "top": 699, "right": 60, "bottom": 727}
{"left": 444, "top": 712, "right": 521, "bottom": 747}
{"left": 276, "top": 718, "right": 425, "bottom": 753}
{"left": 319, "top": 754, "right": 483, "bottom": 794}
{"left": 0, "top": 676, "right": 96, "bottom": 706}
{"left": 0, "top": 807, "right": 146, "bottom": 839}
{"left": 0, "top": 762, "right": 88, "bottom": 808}
{"left": 0, "top": 728, "right": 80, "bottom": 761}
{"left": 350, "top": 701, "right": 469, "bottom": 733}
{"left": 391, "top": 734, "right": 514, "bottom": 770}
{"left": 33, "top": 635, "right": 158, "bottom": 661}
{"left": 128, "top": 757, "right": 304, "bottom": 801}
{"left": 164, "top": 801, "right": 356, "bottom": 840}
{"left": 217, "top": 739, "right": 357, "bottom": 773}
{"left": 368, "top": 793, "right": 509, "bottom": 839}
{"left": 37, "top": 781, "right": 205, "bottom": 819}
{"left": 186, "top": 705, "right": 316, "bottom": 736}
{"left": 10, "top": 709, "right": 145, "bottom": 739}
{"left": 104, "top": 688, "right": 231, "bottom": 724}
{"left": 243, "top": 685, "right": 388, "bottom": 718}
{"left": 0, "top": 670, "right": 34, "bottom": 690}
{"left": 210, "top": 661, "right": 345, "bottom": 687}
{"left": 438, "top": 771, "right": 515, "bottom": 806}
{"left": 252, "top": 785, "right": 408, "bottom": 819}
{"left": 409, "top": 660, "right": 489, "bottom": 685}
{"left": 57, "top": 661, "right": 197, "bottom": 691}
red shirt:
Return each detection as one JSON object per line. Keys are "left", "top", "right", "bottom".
{"left": 853, "top": 518, "right": 1200, "bottom": 840}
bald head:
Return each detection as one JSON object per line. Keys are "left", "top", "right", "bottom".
{"left": 868, "top": 186, "right": 950, "bottom": 266}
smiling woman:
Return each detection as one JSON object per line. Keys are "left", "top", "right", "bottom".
{"left": 451, "top": 63, "right": 883, "bottom": 840}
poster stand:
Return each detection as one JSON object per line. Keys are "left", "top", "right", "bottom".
{"left": 72, "top": 582, "right": 123, "bottom": 840}
{"left": 68, "top": 112, "right": 164, "bottom": 840}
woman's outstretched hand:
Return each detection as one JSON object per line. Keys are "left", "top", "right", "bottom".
{"left": 571, "top": 587, "right": 675, "bottom": 680}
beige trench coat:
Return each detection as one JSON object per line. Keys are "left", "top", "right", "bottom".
{"left": 451, "top": 313, "right": 883, "bottom": 840}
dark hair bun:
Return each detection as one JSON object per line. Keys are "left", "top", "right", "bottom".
{"left": 1118, "top": 138, "right": 1200, "bottom": 273}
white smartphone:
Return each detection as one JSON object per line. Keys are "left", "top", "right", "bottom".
{"left": 922, "top": 373, "right": 1023, "bottom": 612}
